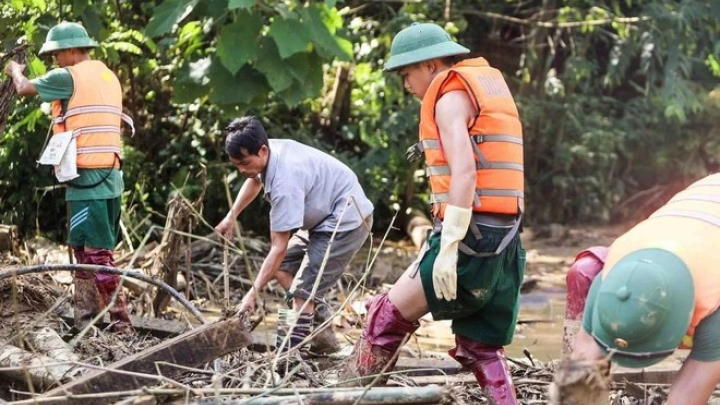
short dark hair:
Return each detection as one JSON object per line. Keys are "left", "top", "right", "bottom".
{"left": 224, "top": 116, "right": 269, "bottom": 159}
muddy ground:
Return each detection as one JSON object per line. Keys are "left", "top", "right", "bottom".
{"left": 0, "top": 224, "right": 712, "bottom": 404}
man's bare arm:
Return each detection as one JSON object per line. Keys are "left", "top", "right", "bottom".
{"left": 4, "top": 61, "right": 38, "bottom": 96}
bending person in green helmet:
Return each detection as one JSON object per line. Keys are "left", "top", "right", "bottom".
{"left": 4, "top": 22, "right": 135, "bottom": 334}
{"left": 571, "top": 173, "right": 720, "bottom": 405}
{"left": 340, "top": 23, "right": 526, "bottom": 405}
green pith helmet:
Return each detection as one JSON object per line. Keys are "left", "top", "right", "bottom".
{"left": 384, "top": 22, "right": 469, "bottom": 71}
{"left": 590, "top": 248, "right": 695, "bottom": 368}
{"left": 39, "top": 22, "right": 99, "bottom": 55}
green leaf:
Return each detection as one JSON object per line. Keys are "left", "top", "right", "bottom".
{"left": 216, "top": 13, "right": 262, "bottom": 74}
{"left": 80, "top": 6, "right": 103, "bottom": 40}
{"left": 27, "top": 56, "right": 47, "bottom": 78}
{"left": 9, "top": 0, "right": 23, "bottom": 11}
{"left": 268, "top": 18, "right": 311, "bottom": 59}
{"left": 30, "top": 0, "right": 46, "bottom": 10}
{"left": 228, "top": 0, "right": 254, "bottom": 10}
{"left": 301, "top": 5, "right": 352, "bottom": 61}
{"left": 209, "top": 61, "right": 267, "bottom": 105}
{"left": 173, "top": 57, "right": 211, "bottom": 103}
{"left": 145, "top": 0, "right": 199, "bottom": 38}
{"left": 276, "top": 52, "right": 323, "bottom": 105}
{"left": 325, "top": 0, "right": 337, "bottom": 7}
{"left": 254, "top": 37, "right": 293, "bottom": 93}
{"left": 72, "top": 0, "right": 89, "bottom": 17}
{"left": 106, "top": 41, "right": 142, "bottom": 55}
{"left": 285, "top": 52, "right": 323, "bottom": 88}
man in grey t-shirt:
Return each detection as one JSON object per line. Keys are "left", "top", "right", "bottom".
{"left": 215, "top": 116, "right": 373, "bottom": 356}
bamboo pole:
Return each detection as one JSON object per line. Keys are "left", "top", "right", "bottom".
{"left": 233, "top": 385, "right": 450, "bottom": 405}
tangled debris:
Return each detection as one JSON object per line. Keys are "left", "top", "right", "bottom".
{"left": 1, "top": 223, "right": 715, "bottom": 404}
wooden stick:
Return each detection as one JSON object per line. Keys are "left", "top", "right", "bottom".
{"left": 39, "top": 314, "right": 253, "bottom": 405}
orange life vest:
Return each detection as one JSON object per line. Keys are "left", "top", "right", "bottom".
{"left": 51, "top": 60, "right": 133, "bottom": 169}
{"left": 602, "top": 173, "right": 720, "bottom": 347}
{"left": 418, "top": 57, "right": 524, "bottom": 219}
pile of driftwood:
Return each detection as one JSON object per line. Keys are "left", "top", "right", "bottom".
{"left": 1, "top": 188, "right": 715, "bottom": 404}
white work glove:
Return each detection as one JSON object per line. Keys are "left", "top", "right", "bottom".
{"left": 432, "top": 204, "right": 472, "bottom": 301}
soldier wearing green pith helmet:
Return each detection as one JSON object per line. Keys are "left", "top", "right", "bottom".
{"left": 4, "top": 22, "right": 135, "bottom": 333}
{"left": 340, "top": 22, "right": 525, "bottom": 405}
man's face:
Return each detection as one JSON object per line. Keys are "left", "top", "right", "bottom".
{"left": 51, "top": 49, "right": 73, "bottom": 68}
{"left": 399, "top": 62, "right": 435, "bottom": 99}
{"left": 229, "top": 145, "right": 269, "bottom": 178}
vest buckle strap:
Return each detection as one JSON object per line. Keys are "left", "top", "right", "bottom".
{"left": 406, "top": 142, "right": 423, "bottom": 163}
{"left": 471, "top": 133, "right": 524, "bottom": 145}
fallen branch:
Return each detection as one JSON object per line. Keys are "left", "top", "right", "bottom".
{"left": 0, "top": 264, "right": 206, "bottom": 324}
{"left": 37, "top": 313, "right": 254, "bottom": 405}
{"left": 202, "top": 385, "right": 451, "bottom": 405}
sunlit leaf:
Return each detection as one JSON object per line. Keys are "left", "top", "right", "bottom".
{"left": 106, "top": 41, "right": 142, "bottom": 55}
{"left": 29, "top": 0, "right": 46, "bottom": 10}
{"left": 145, "top": 0, "right": 198, "bottom": 38}
{"left": 173, "top": 57, "right": 211, "bottom": 103}
{"left": 301, "top": 5, "right": 352, "bottom": 61}
{"left": 268, "top": 18, "right": 311, "bottom": 59}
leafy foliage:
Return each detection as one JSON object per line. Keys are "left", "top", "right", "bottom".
{"left": 1, "top": 0, "right": 720, "bottom": 246}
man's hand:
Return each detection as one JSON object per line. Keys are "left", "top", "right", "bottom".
{"left": 432, "top": 204, "right": 472, "bottom": 301}
{"left": 4, "top": 60, "right": 25, "bottom": 76}
{"left": 238, "top": 291, "right": 256, "bottom": 312}
{"left": 215, "top": 215, "right": 235, "bottom": 239}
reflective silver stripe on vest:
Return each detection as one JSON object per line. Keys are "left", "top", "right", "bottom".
{"left": 688, "top": 181, "right": 720, "bottom": 189}
{"left": 54, "top": 105, "right": 135, "bottom": 136}
{"left": 668, "top": 194, "right": 720, "bottom": 205}
{"left": 76, "top": 145, "right": 123, "bottom": 155}
{"left": 651, "top": 209, "right": 720, "bottom": 227}
{"left": 53, "top": 105, "right": 124, "bottom": 123}
{"left": 420, "top": 134, "right": 523, "bottom": 151}
{"left": 431, "top": 189, "right": 525, "bottom": 203}
{"left": 471, "top": 134, "right": 523, "bottom": 145}
{"left": 426, "top": 162, "right": 524, "bottom": 176}
{"left": 419, "top": 139, "right": 440, "bottom": 150}
{"left": 72, "top": 126, "right": 122, "bottom": 137}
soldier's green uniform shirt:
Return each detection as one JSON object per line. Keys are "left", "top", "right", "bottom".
{"left": 31, "top": 67, "right": 123, "bottom": 201}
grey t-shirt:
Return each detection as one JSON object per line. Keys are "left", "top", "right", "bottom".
{"left": 261, "top": 139, "right": 373, "bottom": 233}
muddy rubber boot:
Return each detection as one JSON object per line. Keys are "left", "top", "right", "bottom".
{"left": 563, "top": 247, "right": 607, "bottom": 357}
{"left": 449, "top": 335, "right": 518, "bottom": 405}
{"left": 310, "top": 303, "right": 341, "bottom": 355}
{"left": 73, "top": 273, "right": 103, "bottom": 330}
{"left": 72, "top": 247, "right": 103, "bottom": 330}
{"left": 338, "top": 293, "right": 419, "bottom": 387}
{"left": 85, "top": 249, "right": 135, "bottom": 334}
